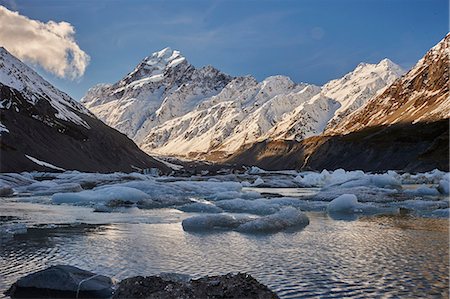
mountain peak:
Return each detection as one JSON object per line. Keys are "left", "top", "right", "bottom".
{"left": 144, "top": 47, "right": 186, "bottom": 68}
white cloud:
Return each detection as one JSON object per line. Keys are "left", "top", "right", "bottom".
{"left": 0, "top": 5, "right": 90, "bottom": 79}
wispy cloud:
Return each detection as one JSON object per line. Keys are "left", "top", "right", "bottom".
{"left": 0, "top": 5, "right": 90, "bottom": 79}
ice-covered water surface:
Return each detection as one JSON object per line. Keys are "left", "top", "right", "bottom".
{"left": 0, "top": 169, "right": 449, "bottom": 298}
{"left": 0, "top": 206, "right": 448, "bottom": 299}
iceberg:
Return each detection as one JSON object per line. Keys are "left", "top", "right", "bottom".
{"left": 52, "top": 186, "right": 150, "bottom": 205}
{"left": 236, "top": 207, "right": 309, "bottom": 233}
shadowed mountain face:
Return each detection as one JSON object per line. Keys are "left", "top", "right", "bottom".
{"left": 226, "top": 120, "right": 449, "bottom": 172}
{"left": 225, "top": 34, "right": 450, "bottom": 172}
{"left": 0, "top": 48, "right": 169, "bottom": 173}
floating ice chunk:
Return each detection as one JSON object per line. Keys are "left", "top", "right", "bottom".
{"left": 241, "top": 181, "right": 252, "bottom": 187}
{"left": 52, "top": 186, "right": 150, "bottom": 205}
{"left": 0, "top": 173, "right": 36, "bottom": 188}
{"left": 311, "top": 186, "right": 399, "bottom": 203}
{"left": 391, "top": 199, "right": 449, "bottom": 212}
{"left": 369, "top": 174, "right": 402, "bottom": 189}
{"left": 327, "top": 194, "right": 360, "bottom": 213}
{"left": 400, "top": 169, "right": 447, "bottom": 184}
{"left": 236, "top": 207, "right": 309, "bottom": 233}
{"left": 246, "top": 166, "right": 267, "bottom": 174}
{"left": 18, "top": 181, "right": 83, "bottom": 196}
{"left": 294, "top": 171, "right": 327, "bottom": 187}
{"left": 252, "top": 177, "right": 264, "bottom": 187}
{"left": 295, "top": 169, "right": 401, "bottom": 190}
{"left": 178, "top": 202, "right": 223, "bottom": 213}
{"left": 404, "top": 186, "right": 440, "bottom": 197}
{"left": 438, "top": 177, "right": 449, "bottom": 195}
{"left": 182, "top": 214, "right": 250, "bottom": 232}
{"left": 215, "top": 198, "right": 280, "bottom": 215}
{"left": 271, "top": 198, "right": 329, "bottom": 211}
{"left": 431, "top": 208, "right": 449, "bottom": 218}
{"left": 207, "top": 191, "right": 244, "bottom": 201}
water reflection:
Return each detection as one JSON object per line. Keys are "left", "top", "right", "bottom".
{"left": 0, "top": 212, "right": 448, "bottom": 299}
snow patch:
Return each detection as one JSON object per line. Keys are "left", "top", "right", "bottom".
{"left": 25, "top": 155, "right": 65, "bottom": 171}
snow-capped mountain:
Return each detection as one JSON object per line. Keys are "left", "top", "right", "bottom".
{"left": 327, "top": 33, "right": 450, "bottom": 135}
{"left": 0, "top": 47, "right": 168, "bottom": 173}
{"left": 140, "top": 58, "right": 402, "bottom": 157}
{"left": 83, "top": 47, "right": 403, "bottom": 158}
{"left": 322, "top": 58, "right": 404, "bottom": 130}
{"left": 226, "top": 34, "right": 449, "bottom": 172}
{"left": 81, "top": 47, "right": 232, "bottom": 143}
{"left": 262, "top": 58, "right": 404, "bottom": 142}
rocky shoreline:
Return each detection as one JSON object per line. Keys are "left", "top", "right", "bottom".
{"left": 5, "top": 265, "right": 279, "bottom": 299}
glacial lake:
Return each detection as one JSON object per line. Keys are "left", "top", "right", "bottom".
{"left": 1, "top": 196, "right": 448, "bottom": 299}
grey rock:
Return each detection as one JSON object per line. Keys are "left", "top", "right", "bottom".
{"left": 5, "top": 265, "right": 113, "bottom": 298}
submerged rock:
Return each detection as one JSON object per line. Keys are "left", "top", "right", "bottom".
{"left": 5, "top": 265, "right": 113, "bottom": 298}
{"left": 113, "top": 273, "right": 279, "bottom": 299}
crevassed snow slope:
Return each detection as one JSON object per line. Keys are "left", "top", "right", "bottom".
{"left": 263, "top": 59, "right": 404, "bottom": 141}
{"left": 140, "top": 76, "right": 316, "bottom": 156}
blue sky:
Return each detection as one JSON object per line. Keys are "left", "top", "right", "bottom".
{"left": 1, "top": 0, "right": 448, "bottom": 100}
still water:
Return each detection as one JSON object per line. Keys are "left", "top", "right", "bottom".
{"left": 0, "top": 199, "right": 448, "bottom": 299}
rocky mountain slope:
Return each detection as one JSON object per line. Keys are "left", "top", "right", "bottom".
{"left": 326, "top": 34, "right": 450, "bottom": 135}
{"left": 0, "top": 47, "right": 169, "bottom": 173}
{"left": 83, "top": 49, "right": 403, "bottom": 158}
{"left": 226, "top": 34, "right": 450, "bottom": 172}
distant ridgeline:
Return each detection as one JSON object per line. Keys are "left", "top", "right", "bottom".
{"left": 1, "top": 34, "right": 449, "bottom": 173}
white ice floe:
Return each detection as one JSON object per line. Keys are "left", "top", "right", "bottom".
{"left": 400, "top": 169, "right": 447, "bottom": 184}
{"left": 182, "top": 207, "right": 310, "bottom": 234}
{"left": 438, "top": 175, "right": 449, "bottom": 195}
{"left": 178, "top": 202, "right": 223, "bottom": 213}
{"left": 295, "top": 169, "right": 401, "bottom": 189}
{"left": 431, "top": 208, "right": 450, "bottom": 218}
{"left": 236, "top": 207, "right": 309, "bottom": 233}
{"left": 404, "top": 186, "right": 440, "bottom": 197}
{"left": 252, "top": 177, "right": 264, "bottom": 187}
{"left": 215, "top": 198, "right": 280, "bottom": 215}
{"left": 246, "top": 166, "right": 267, "bottom": 175}
{"left": 326, "top": 194, "right": 360, "bottom": 213}
{"left": 182, "top": 214, "right": 251, "bottom": 231}
{"left": 52, "top": 186, "right": 150, "bottom": 205}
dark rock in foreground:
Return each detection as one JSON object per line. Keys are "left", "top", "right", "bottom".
{"left": 5, "top": 265, "right": 113, "bottom": 298}
{"left": 5, "top": 266, "right": 279, "bottom": 299}
{"left": 113, "top": 273, "right": 279, "bottom": 299}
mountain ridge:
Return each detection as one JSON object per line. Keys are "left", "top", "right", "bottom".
{"left": 82, "top": 48, "right": 405, "bottom": 159}
{"left": 0, "top": 47, "right": 169, "bottom": 173}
